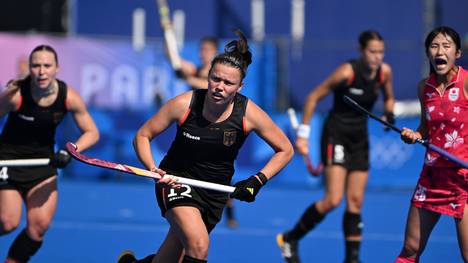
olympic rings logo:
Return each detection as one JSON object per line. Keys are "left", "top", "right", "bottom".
{"left": 370, "top": 135, "right": 414, "bottom": 169}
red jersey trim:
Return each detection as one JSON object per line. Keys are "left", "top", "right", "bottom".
{"left": 179, "top": 108, "right": 191, "bottom": 125}
{"left": 16, "top": 95, "right": 23, "bottom": 111}
{"left": 346, "top": 73, "right": 355, "bottom": 86}
{"left": 242, "top": 117, "right": 248, "bottom": 135}
{"left": 379, "top": 68, "right": 385, "bottom": 85}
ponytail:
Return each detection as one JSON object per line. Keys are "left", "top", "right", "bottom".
{"left": 210, "top": 29, "right": 252, "bottom": 79}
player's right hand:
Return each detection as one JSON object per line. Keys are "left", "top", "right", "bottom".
{"left": 5, "top": 79, "right": 21, "bottom": 93}
{"left": 295, "top": 137, "right": 309, "bottom": 156}
{"left": 400, "top": 127, "right": 421, "bottom": 144}
{"left": 154, "top": 168, "right": 181, "bottom": 188}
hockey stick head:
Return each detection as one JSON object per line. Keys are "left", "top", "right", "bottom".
{"left": 286, "top": 108, "right": 324, "bottom": 177}
{"left": 303, "top": 155, "right": 323, "bottom": 177}
{"left": 65, "top": 142, "right": 151, "bottom": 176}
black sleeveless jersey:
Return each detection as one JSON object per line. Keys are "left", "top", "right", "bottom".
{"left": 0, "top": 78, "right": 68, "bottom": 150}
{"left": 159, "top": 89, "right": 249, "bottom": 186}
{"left": 329, "top": 59, "right": 384, "bottom": 126}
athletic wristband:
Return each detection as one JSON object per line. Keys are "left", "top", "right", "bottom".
{"left": 256, "top": 172, "right": 268, "bottom": 185}
{"left": 297, "top": 124, "right": 310, "bottom": 139}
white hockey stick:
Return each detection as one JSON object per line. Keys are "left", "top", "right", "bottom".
{"left": 0, "top": 158, "right": 50, "bottom": 167}
{"left": 66, "top": 142, "right": 235, "bottom": 193}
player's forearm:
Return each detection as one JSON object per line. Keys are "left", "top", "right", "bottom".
{"left": 259, "top": 148, "right": 294, "bottom": 180}
{"left": 133, "top": 134, "right": 157, "bottom": 170}
{"left": 185, "top": 76, "right": 208, "bottom": 89}
{"left": 74, "top": 130, "right": 99, "bottom": 152}
{"left": 383, "top": 97, "right": 395, "bottom": 113}
{"left": 301, "top": 96, "right": 317, "bottom": 124}
{"left": 416, "top": 124, "right": 428, "bottom": 140}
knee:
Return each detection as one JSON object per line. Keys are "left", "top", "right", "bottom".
{"left": 324, "top": 196, "right": 342, "bottom": 211}
{"left": 0, "top": 215, "right": 20, "bottom": 235}
{"left": 27, "top": 218, "right": 52, "bottom": 239}
{"left": 347, "top": 195, "right": 364, "bottom": 211}
{"left": 186, "top": 237, "right": 209, "bottom": 259}
{"left": 0, "top": 220, "right": 19, "bottom": 235}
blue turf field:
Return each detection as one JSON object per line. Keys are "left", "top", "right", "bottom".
{"left": 0, "top": 178, "right": 462, "bottom": 263}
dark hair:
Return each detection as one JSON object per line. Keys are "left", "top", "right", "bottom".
{"left": 209, "top": 29, "right": 252, "bottom": 79}
{"left": 200, "top": 36, "right": 219, "bottom": 49}
{"left": 358, "top": 30, "right": 384, "bottom": 49}
{"left": 425, "top": 26, "right": 461, "bottom": 52}
{"left": 424, "top": 26, "right": 461, "bottom": 74}
{"left": 29, "top": 45, "right": 59, "bottom": 65}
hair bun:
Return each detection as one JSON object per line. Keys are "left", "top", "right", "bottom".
{"left": 223, "top": 29, "right": 252, "bottom": 67}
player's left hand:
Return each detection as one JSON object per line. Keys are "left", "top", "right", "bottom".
{"left": 230, "top": 176, "right": 264, "bottom": 202}
{"left": 50, "top": 149, "right": 72, "bottom": 168}
{"left": 383, "top": 111, "right": 395, "bottom": 132}
{"left": 174, "top": 69, "right": 187, "bottom": 79}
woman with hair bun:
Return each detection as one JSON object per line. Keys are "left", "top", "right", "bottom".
{"left": 117, "top": 29, "right": 293, "bottom": 263}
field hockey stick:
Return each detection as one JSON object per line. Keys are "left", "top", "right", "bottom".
{"left": 343, "top": 95, "right": 468, "bottom": 169}
{"left": 0, "top": 158, "right": 50, "bottom": 167}
{"left": 287, "top": 108, "right": 324, "bottom": 176}
{"left": 156, "top": 0, "right": 182, "bottom": 70}
{"left": 65, "top": 142, "right": 235, "bottom": 193}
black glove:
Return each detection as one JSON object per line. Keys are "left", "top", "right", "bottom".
{"left": 230, "top": 173, "right": 268, "bottom": 203}
{"left": 384, "top": 111, "right": 395, "bottom": 132}
{"left": 174, "top": 69, "right": 187, "bottom": 79}
{"left": 50, "top": 149, "right": 71, "bottom": 168}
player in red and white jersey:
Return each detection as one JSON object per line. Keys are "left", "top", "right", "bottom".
{"left": 397, "top": 26, "right": 468, "bottom": 263}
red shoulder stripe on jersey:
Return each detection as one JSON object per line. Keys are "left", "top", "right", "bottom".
{"left": 179, "top": 108, "right": 191, "bottom": 125}
{"left": 326, "top": 143, "right": 333, "bottom": 165}
{"left": 65, "top": 96, "right": 69, "bottom": 111}
{"left": 242, "top": 116, "right": 248, "bottom": 135}
{"left": 162, "top": 187, "right": 168, "bottom": 210}
{"left": 379, "top": 68, "right": 385, "bottom": 85}
{"left": 16, "top": 95, "right": 23, "bottom": 111}
{"left": 346, "top": 73, "right": 355, "bottom": 86}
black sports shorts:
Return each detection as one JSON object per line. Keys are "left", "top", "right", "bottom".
{"left": 320, "top": 116, "right": 369, "bottom": 171}
{"left": 155, "top": 174, "right": 229, "bottom": 233}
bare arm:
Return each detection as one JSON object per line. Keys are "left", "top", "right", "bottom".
{"left": 244, "top": 100, "right": 294, "bottom": 180}
{"left": 133, "top": 91, "right": 192, "bottom": 171}
{"left": 401, "top": 80, "right": 427, "bottom": 143}
{"left": 0, "top": 80, "right": 22, "bottom": 117}
{"left": 381, "top": 63, "right": 395, "bottom": 114}
{"left": 184, "top": 75, "right": 209, "bottom": 90}
{"left": 178, "top": 59, "right": 197, "bottom": 77}
{"left": 178, "top": 60, "right": 209, "bottom": 89}
{"left": 296, "top": 63, "right": 352, "bottom": 155}
{"left": 301, "top": 63, "right": 353, "bottom": 124}
{"left": 66, "top": 87, "right": 100, "bottom": 152}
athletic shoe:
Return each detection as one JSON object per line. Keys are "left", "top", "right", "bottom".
{"left": 276, "top": 233, "right": 301, "bottom": 263}
{"left": 117, "top": 250, "right": 137, "bottom": 263}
